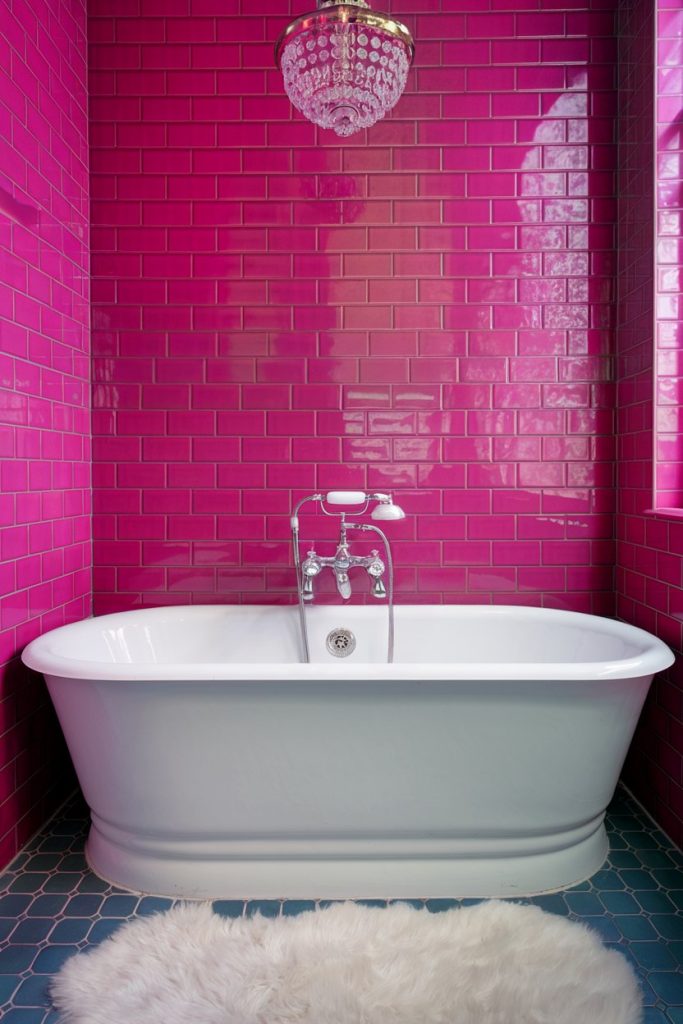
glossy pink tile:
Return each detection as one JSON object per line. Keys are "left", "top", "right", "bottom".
{"left": 616, "top": 0, "right": 683, "bottom": 848}
{"left": 88, "top": 5, "right": 618, "bottom": 640}
{"left": 1, "top": 0, "right": 90, "bottom": 864}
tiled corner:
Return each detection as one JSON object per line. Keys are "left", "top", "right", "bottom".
{"left": 0, "top": 787, "right": 681, "bottom": 1022}
{"left": 617, "top": 0, "right": 683, "bottom": 851}
{"left": 0, "top": 0, "right": 91, "bottom": 868}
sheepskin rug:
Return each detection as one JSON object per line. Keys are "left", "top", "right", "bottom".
{"left": 52, "top": 899, "right": 641, "bottom": 1024}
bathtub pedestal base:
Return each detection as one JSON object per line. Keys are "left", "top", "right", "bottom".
{"left": 86, "top": 816, "right": 609, "bottom": 900}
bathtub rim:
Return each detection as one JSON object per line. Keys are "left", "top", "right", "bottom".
{"left": 21, "top": 603, "right": 675, "bottom": 682}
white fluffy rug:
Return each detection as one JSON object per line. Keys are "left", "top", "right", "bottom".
{"left": 52, "top": 900, "right": 641, "bottom": 1024}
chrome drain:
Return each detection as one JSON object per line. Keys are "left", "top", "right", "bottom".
{"left": 326, "top": 628, "right": 356, "bottom": 658}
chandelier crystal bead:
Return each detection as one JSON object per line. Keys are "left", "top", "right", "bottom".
{"left": 275, "top": 0, "right": 414, "bottom": 138}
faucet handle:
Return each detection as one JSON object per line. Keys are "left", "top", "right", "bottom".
{"left": 366, "top": 551, "right": 385, "bottom": 578}
{"left": 302, "top": 550, "right": 321, "bottom": 576}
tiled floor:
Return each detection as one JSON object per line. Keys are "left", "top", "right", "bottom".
{"left": 0, "top": 788, "right": 681, "bottom": 1023}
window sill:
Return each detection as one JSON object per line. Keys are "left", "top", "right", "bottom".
{"left": 644, "top": 508, "right": 683, "bottom": 521}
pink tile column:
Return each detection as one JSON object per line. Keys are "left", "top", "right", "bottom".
{"left": 0, "top": 0, "right": 91, "bottom": 866}
{"left": 617, "top": 0, "right": 683, "bottom": 848}
{"left": 89, "top": 1, "right": 617, "bottom": 617}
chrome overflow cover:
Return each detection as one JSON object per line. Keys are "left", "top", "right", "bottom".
{"left": 326, "top": 627, "right": 356, "bottom": 658}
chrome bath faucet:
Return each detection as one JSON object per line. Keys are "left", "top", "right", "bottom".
{"left": 301, "top": 520, "right": 386, "bottom": 601}
{"left": 290, "top": 491, "right": 405, "bottom": 662}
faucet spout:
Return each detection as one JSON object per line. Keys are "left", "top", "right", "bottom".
{"left": 333, "top": 535, "right": 353, "bottom": 599}
{"left": 335, "top": 571, "right": 352, "bottom": 600}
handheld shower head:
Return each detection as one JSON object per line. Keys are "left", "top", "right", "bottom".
{"left": 298, "top": 490, "right": 405, "bottom": 521}
{"left": 371, "top": 501, "right": 406, "bottom": 521}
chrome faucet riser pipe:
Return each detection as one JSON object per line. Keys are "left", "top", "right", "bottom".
{"left": 291, "top": 519, "right": 311, "bottom": 663}
{"left": 291, "top": 494, "right": 322, "bottom": 664}
{"left": 290, "top": 492, "right": 323, "bottom": 532}
{"left": 346, "top": 521, "right": 395, "bottom": 664}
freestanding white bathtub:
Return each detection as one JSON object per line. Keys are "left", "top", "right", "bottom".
{"left": 22, "top": 604, "right": 673, "bottom": 899}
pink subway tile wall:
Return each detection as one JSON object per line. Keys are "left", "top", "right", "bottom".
{"left": 89, "top": 0, "right": 618, "bottom": 615}
{"left": 617, "top": 0, "right": 683, "bottom": 847}
{"left": 0, "top": 0, "right": 91, "bottom": 863}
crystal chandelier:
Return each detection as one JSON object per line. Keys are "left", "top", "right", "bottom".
{"left": 275, "top": 0, "right": 415, "bottom": 138}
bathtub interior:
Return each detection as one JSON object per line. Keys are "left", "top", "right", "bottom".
{"left": 36, "top": 604, "right": 647, "bottom": 668}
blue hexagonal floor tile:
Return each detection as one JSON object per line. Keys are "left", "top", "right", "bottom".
{"left": 0, "top": 787, "right": 680, "bottom": 1024}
